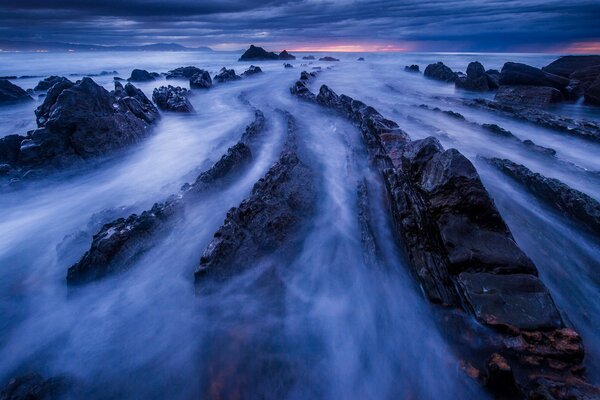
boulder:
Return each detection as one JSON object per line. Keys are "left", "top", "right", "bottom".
{"left": 494, "top": 85, "right": 563, "bottom": 107}
{"left": 241, "top": 65, "right": 263, "bottom": 77}
{"left": 165, "top": 66, "right": 202, "bottom": 80}
{"left": 455, "top": 61, "right": 490, "bottom": 91}
{"left": 424, "top": 62, "right": 458, "bottom": 82}
{"left": 278, "top": 50, "right": 296, "bottom": 60}
{"left": 238, "top": 45, "right": 279, "bottom": 61}
{"left": 33, "top": 76, "right": 67, "bottom": 91}
{"left": 283, "top": 63, "right": 294, "bottom": 69}
{"left": 35, "top": 78, "right": 74, "bottom": 126}
{"left": 404, "top": 64, "right": 420, "bottom": 73}
{"left": 0, "top": 79, "right": 32, "bottom": 104}
{"left": 357, "top": 57, "right": 365, "bottom": 61}
{"left": 214, "top": 67, "right": 241, "bottom": 83}
{"left": 189, "top": 70, "right": 212, "bottom": 89}
{"left": 499, "top": 62, "right": 569, "bottom": 91}
{"left": 542, "top": 55, "right": 600, "bottom": 77}
{"left": 302, "top": 56, "right": 315, "bottom": 60}
{"left": 127, "top": 69, "right": 155, "bottom": 82}
{"left": 319, "top": 56, "right": 339, "bottom": 62}
{"left": 584, "top": 75, "right": 600, "bottom": 105}
{"left": 0, "top": 134, "right": 26, "bottom": 166}
{"left": 486, "top": 69, "right": 500, "bottom": 89}
{"left": 152, "top": 85, "right": 194, "bottom": 113}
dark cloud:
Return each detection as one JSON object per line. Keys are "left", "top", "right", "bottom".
{"left": 0, "top": 0, "right": 598, "bottom": 51}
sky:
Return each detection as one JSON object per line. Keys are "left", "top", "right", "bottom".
{"left": 0, "top": 0, "right": 599, "bottom": 52}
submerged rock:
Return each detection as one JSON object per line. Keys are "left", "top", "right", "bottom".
{"left": 127, "top": 69, "right": 156, "bottom": 82}
{"left": 0, "top": 79, "right": 32, "bottom": 104}
{"left": 165, "top": 66, "right": 202, "bottom": 80}
{"left": 455, "top": 61, "right": 490, "bottom": 91}
{"left": 241, "top": 65, "right": 262, "bottom": 77}
{"left": 488, "top": 158, "right": 600, "bottom": 235}
{"left": 495, "top": 85, "right": 563, "bottom": 107}
{"left": 302, "top": 55, "right": 315, "bottom": 60}
{"left": 152, "top": 85, "right": 194, "bottom": 113}
{"left": 238, "top": 45, "right": 279, "bottom": 61}
{"left": 189, "top": 70, "right": 212, "bottom": 89}
{"left": 319, "top": 56, "right": 339, "bottom": 62}
{"left": 424, "top": 62, "right": 458, "bottom": 82}
{"left": 404, "top": 64, "right": 420, "bottom": 73}
{"left": 284, "top": 63, "right": 294, "bottom": 69}
{"left": 214, "top": 67, "right": 241, "bottom": 83}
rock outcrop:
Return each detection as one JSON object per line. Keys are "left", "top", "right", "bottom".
{"left": 499, "top": 62, "right": 569, "bottom": 91}
{"left": 302, "top": 56, "right": 315, "bottom": 60}
{"left": 291, "top": 74, "right": 598, "bottom": 399}
{"left": 278, "top": 50, "right": 296, "bottom": 60}
{"left": 189, "top": 70, "right": 212, "bottom": 89}
{"left": 152, "top": 85, "right": 194, "bottom": 113}
{"left": 495, "top": 85, "right": 563, "bottom": 107}
{"left": 195, "top": 113, "right": 315, "bottom": 289}
{"left": 424, "top": 62, "right": 458, "bottom": 82}
{"left": 455, "top": 61, "right": 490, "bottom": 91}
{"left": 0, "top": 373, "right": 68, "bottom": 400}
{"left": 404, "top": 64, "right": 420, "bottom": 73}
{"left": 241, "top": 65, "right": 262, "bottom": 77}
{"left": 214, "top": 67, "right": 241, "bottom": 83}
{"left": 0, "top": 79, "right": 32, "bottom": 104}
{"left": 284, "top": 63, "right": 293, "bottom": 69}
{"left": 319, "top": 56, "right": 339, "bottom": 62}
{"left": 238, "top": 45, "right": 279, "bottom": 61}
{"left": 33, "top": 76, "right": 66, "bottom": 91}
{"left": 67, "top": 109, "right": 266, "bottom": 285}
{"left": 165, "top": 66, "right": 202, "bottom": 80}
{"left": 488, "top": 158, "right": 600, "bottom": 235}
{"left": 127, "top": 69, "right": 156, "bottom": 82}
{"left": 542, "top": 55, "right": 600, "bottom": 78}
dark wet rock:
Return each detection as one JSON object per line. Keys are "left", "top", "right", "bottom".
{"left": 357, "top": 57, "right": 365, "bottom": 61}
{"left": 542, "top": 55, "right": 600, "bottom": 78}
{"left": 241, "top": 65, "right": 262, "bottom": 77}
{"left": 165, "top": 66, "right": 202, "bottom": 80}
{"left": 214, "top": 67, "right": 241, "bottom": 83}
{"left": 33, "top": 76, "right": 67, "bottom": 91}
{"left": 464, "top": 98, "right": 600, "bottom": 143}
{"left": 404, "top": 64, "right": 420, "bottom": 73}
{"left": 357, "top": 179, "right": 380, "bottom": 268}
{"left": 127, "top": 69, "right": 155, "bottom": 82}
{"left": 302, "top": 56, "right": 315, "bottom": 60}
{"left": 290, "top": 72, "right": 317, "bottom": 101}
{"left": 455, "top": 61, "right": 490, "bottom": 91}
{"left": 485, "top": 69, "right": 500, "bottom": 89}
{"left": 0, "top": 134, "right": 26, "bottom": 166}
{"left": 278, "top": 50, "right": 296, "bottom": 60}
{"left": 113, "top": 77, "right": 125, "bottom": 81}
{"left": 585, "top": 75, "right": 600, "bottom": 105}
{"left": 152, "top": 85, "right": 194, "bottom": 113}
{"left": 68, "top": 110, "right": 265, "bottom": 285}
{"left": 114, "top": 81, "right": 160, "bottom": 124}
{"left": 312, "top": 66, "right": 322, "bottom": 70}
{"left": 499, "top": 62, "right": 569, "bottom": 91}
{"left": 522, "top": 139, "right": 556, "bottom": 156}
{"left": 319, "top": 56, "right": 339, "bottom": 62}
{"left": 485, "top": 353, "right": 518, "bottom": 395}
{"left": 0, "top": 79, "right": 32, "bottom": 104}
{"left": 189, "top": 70, "right": 212, "bottom": 89}
{"left": 284, "top": 63, "right": 294, "bottom": 69}
{"left": 527, "top": 375, "right": 600, "bottom": 400}
{"left": 424, "top": 62, "right": 458, "bottom": 82}
{"left": 195, "top": 114, "right": 315, "bottom": 288}
{"left": 482, "top": 123, "right": 515, "bottom": 138}
{"left": 34, "top": 78, "right": 75, "bottom": 126}
{"left": 488, "top": 158, "right": 600, "bottom": 235}
{"left": 495, "top": 85, "right": 564, "bottom": 107}
{"left": 238, "top": 45, "right": 279, "bottom": 61}
{"left": 0, "top": 373, "right": 68, "bottom": 400}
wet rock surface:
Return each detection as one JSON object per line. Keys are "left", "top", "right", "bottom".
{"left": 241, "top": 65, "right": 262, "bottom": 77}
{"left": 424, "top": 62, "right": 458, "bottom": 82}
{"left": 319, "top": 56, "right": 339, "bottom": 62}
{"left": 214, "top": 67, "right": 241, "bottom": 83}
{"left": 292, "top": 74, "right": 596, "bottom": 398}
{"left": 189, "top": 70, "right": 212, "bottom": 89}
{"left": 165, "top": 66, "right": 202, "bottom": 80}
{"left": 495, "top": 85, "right": 564, "bottom": 107}
{"left": 0, "top": 373, "right": 68, "bottom": 400}
{"left": 543, "top": 55, "right": 600, "bottom": 78}
{"left": 67, "top": 110, "right": 266, "bottom": 285}
{"left": 455, "top": 61, "right": 490, "bottom": 91}
{"left": 488, "top": 157, "right": 600, "bottom": 235}
{"left": 0, "top": 79, "right": 32, "bottom": 104}
{"left": 195, "top": 113, "right": 316, "bottom": 288}
{"left": 499, "top": 62, "right": 569, "bottom": 91}
{"left": 404, "top": 64, "right": 420, "bottom": 73}
{"left": 127, "top": 69, "right": 156, "bottom": 82}
{"left": 33, "top": 76, "right": 66, "bottom": 92}
{"left": 152, "top": 85, "right": 194, "bottom": 113}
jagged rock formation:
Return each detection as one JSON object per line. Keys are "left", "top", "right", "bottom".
{"left": 189, "top": 70, "right": 212, "bottom": 89}
{"left": 127, "top": 69, "right": 156, "bottom": 82}
{"left": 488, "top": 158, "right": 600, "bottom": 235}
{"left": 165, "top": 66, "right": 202, "bottom": 80}
{"left": 238, "top": 45, "right": 279, "bottom": 61}
{"left": 404, "top": 64, "right": 420, "bottom": 73}
{"left": 0, "top": 79, "right": 32, "bottom": 104}
{"left": 289, "top": 70, "right": 318, "bottom": 101}
{"left": 33, "top": 76, "right": 65, "bottom": 91}
{"left": 152, "top": 85, "right": 194, "bottom": 113}
{"left": 214, "top": 67, "right": 241, "bottom": 83}
{"left": 195, "top": 113, "right": 316, "bottom": 288}
{"left": 291, "top": 74, "right": 599, "bottom": 399}
{"left": 424, "top": 62, "right": 458, "bottom": 82}
{"left": 278, "top": 50, "right": 296, "bottom": 60}
{"left": 67, "top": 110, "right": 266, "bottom": 285}
{"left": 241, "top": 65, "right": 262, "bottom": 77}
{"left": 357, "top": 179, "right": 380, "bottom": 268}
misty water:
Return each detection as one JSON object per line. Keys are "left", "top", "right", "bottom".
{"left": 0, "top": 51, "right": 599, "bottom": 399}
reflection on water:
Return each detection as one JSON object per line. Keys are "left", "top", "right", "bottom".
{"left": 0, "top": 50, "right": 598, "bottom": 398}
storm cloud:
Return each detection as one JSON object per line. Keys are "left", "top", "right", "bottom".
{"left": 1, "top": 0, "right": 599, "bottom": 51}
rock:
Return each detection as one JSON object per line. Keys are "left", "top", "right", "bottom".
{"left": 404, "top": 64, "right": 420, "bottom": 73}
{"left": 165, "top": 66, "right": 202, "bottom": 79}
{"left": 0, "top": 134, "right": 26, "bottom": 166}
{"left": 485, "top": 353, "right": 518, "bottom": 394}
{"left": 499, "top": 62, "right": 569, "bottom": 91}
{"left": 283, "top": 63, "right": 294, "bottom": 69}
{"left": 357, "top": 179, "right": 380, "bottom": 268}
{"left": 0, "top": 373, "right": 68, "bottom": 400}
{"left": 302, "top": 56, "right": 315, "bottom": 60}
{"left": 319, "top": 56, "right": 339, "bottom": 62}
{"left": 241, "top": 65, "right": 262, "bottom": 77}
{"left": 495, "top": 85, "right": 563, "bottom": 107}
{"left": 127, "top": 69, "right": 156, "bottom": 82}
{"left": 584, "top": 75, "right": 600, "bottom": 105}
{"left": 68, "top": 110, "right": 265, "bottom": 285}
{"left": 278, "top": 50, "right": 296, "bottom": 60}
{"left": 195, "top": 114, "right": 315, "bottom": 289}
{"left": 455, "top": 61, "right": 490, "bottom": 91}
{"left": 214, "top": 67, "right": 241, "bottom": 83}
{"left": 33, "top": 76, "right": 67, "bottom": 91}
{"left": 35, "top": 78, "right": 74, "bottom": 126}
{"left": 488, "top": 158, "right": 600, "bottom": 235}
{"left": 0, "top": 163, "right": 12, "bottom": 175}
{"left": 542, "top": 55, "right": 600, "bottom": 77}
{"left": 485, "top": 69, "right": 500, "bottom": 89}
{"left": 357, "top": 57, "right": 365, "bottom": 61}
{"left": 0, "top": 79, "right": 32, "bottom": 104}
{"left": 522, "top": 139, "right": 556, "bottom": 156}
{"left": 238, "top": 45, "right": 279, "bottom": 61}
{"left": 424, "top": 62, "right": 458, "bottom": 82}
{"left": 290, "top": 79, "right": 315, "bottom": 101}
{"left": 152, "top": 85, "right": 194, "bottom": 113}
{"left": 189, "top": 70, "right": 212, "bottom": 89}
{"left": 115, "top": 82, "right": 160, "bottom": 124}
{"left": 482, "top": 123, "right": 515, "bottom": 138}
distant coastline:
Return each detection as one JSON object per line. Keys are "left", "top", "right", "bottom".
{"left": 0, "top": 40, "right": 215, "bottom": 53}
